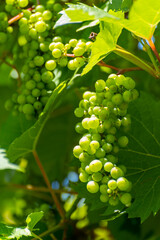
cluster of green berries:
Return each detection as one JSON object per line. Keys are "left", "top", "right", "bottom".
{"left": 73, "top": 74, "right": 139, "bottom": 207}
{"left": 48, "top": 38, "right": 93, "bottom": 70}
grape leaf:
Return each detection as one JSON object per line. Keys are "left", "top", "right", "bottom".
{"left": 0, "top": 148, "right": 21, "bottom": 171}
{"left": 122, "top": 0, "right": 160, "bottom": 39}
{"left": 82, "top": 15, "right": 123, "bottom": 75}
{"left": 7, "top": 82, "right": 67, "bottom": 162}
{"left": 119, "top": 92, "right": 160, "bottom": 222}
{"left": 54, "top": 3, "right": 119, "bottom": 28}
{"left": 26, "top": 211, "right": 44, "bottom": 231}
{"left": 108, "top": 0, "right": 133, "bottom": 12}
{"left": 0, "top": 212, "right": 43, "bottom": 239}
{"left": 0, "top": 223, "right": 31, "bottom": 239}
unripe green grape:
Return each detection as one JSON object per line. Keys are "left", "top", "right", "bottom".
{"left": 73, "top": 57, "right": 85, "bottom": 68}
{"left": 79, "top": 172, "right": 89, "bottom": 183}
{"left": 41, "top": 71, "right": 53, "bottom": 83}
{"left": 35, "top": 21, "right": 47, "bottom": 33}
{"left": 105, "top": 91, "right": 113, "bottom": 100}
{"left": 17, "top": 95, "right": 26, "bottom": 105}
{"left": 58, "top": 57, "right": 68, "bottom": 67}
{"left": 49, "top": 42, "right": 55, "bottom": 51}
{"left": 110, "top": 167, "right": 124, "bottom": 179}
{"left": 34, "top": 56, "right": 44, "bottom": 66}
{"left": 40, "top": 42, "right": 49, "bottom": 52}
{"left": 88, "top": 116, "right": 99, "bottom": 129}
{"left": 92, "top": 133, "right": 101, "bottom": 142}
{"left": 69, "top": 39, "right": 78, "bottom": 47}
{"left": 102, "top": 143, "right": 113, "bottom": 153}
{"left": 109, "top": 196, "right": 119, "bottom": 206}
{"left": 35, "top": 5, "right": 45, "bottom": 12}
{"left": 100, "top": 194, "right": 109, "bottom": 203}
{"left": 100, "top": 184, "right": 108, "bottom": 194}
{"left": 115, "top": 74, "right": 125, "bottom": 86}
{"left": 122, "top": 116, "right": 131, "bottom": 127}
{"left": 73, "top": 145, "right": 83, "bottom": 158}
{"left": 5, "top": 99, "right": 13, "bottom": 111}
{"left": 54, "top": 42, "right": 64, "bottom": 50}
{"left": 26, "top": 80, "right": 36, "bottom": 90}
{"left": 104, "top": 162, "right": 113, "bottom": 172}
{"left": 112, "top": 93, "right": 123, "bottom": 105}
{"left": 97, "top": 124, "right": 105, "bottom": 134}
{"left": 79, "top": 99, "right": 89, "bottom": 110}
{"left": 83, "top": 91, "right": 94, "bottom": 100}
{"left": 118, "top": 136, "right": 129, "bottom": 147}
{"left": 93, "top": 106, "right": 101, "bottom": 115}
{"left": 119, "top": 193, "right": 132, "bottom": 206}
{"left": 45, "top": 60, "right": 56, "bottom": 71}
{"left": 87, "top": 181, "right": 99, "bottom": 193}
{"left": 95, "top": 148, "right": 105, "bottom": 158}
{"left": 79, "top": 152, "right": 90, "bottom": 162}
{"left": 18, "top": 0, "right": 28, "bottom": 8}
{"left": 108, "top": 180, "right": 117, "bottom": 190}
{"left": 32, "top": 88, "right": 41, "bottom": 97}
{"left": 82, "top": 118, "right": 90, "bottom": 129}
{"left": 86, "top": 41, "right": 93, "bottom": 50}
{"left": 92, "top": 172, "right": 102, "bottom": 182}
{"left": 123, "top": 77, "right": 135, "bottom": 90}
{"left": 52, "top": 48, "right": 62, "bottom": 58}
{"left": 101, "top": 176, "right": 110, "bottom": 184}
{"left": 73, "top": 46, "right": 85, "bottom": 56}
{"left": 75, "top": 122, "right": 86, "bottom": 133}
{"left": 18, "top": 35, "right": 27, "bottom": 46}
{"left": 74, "top": 108, "right": 84, "bottom": 117}
{"left": 123, "top": 90, "right": 132, "bottom": 102}
{"left": 112, "top": 145, "right": 119, "bottom": 154}
{"left": 89, "top": 160, "right": 102, "bottom": 172}
{"left": 107, "top": 127, "right": 117, "bottom": 135}
{"left": 26, "top": 95, "right": 36, "bottom": 104}
{"left": 99, "top": 108, "right": 109, "bottom": 121}
{"left": 95, "top": 79, "right": 106, "bottom": 92}
{"left": 90, "top": 140, "right": 100, "bottom": 150}
{"left": 42, "top": 10, "right": 52, "bottom": 20}
{"left": 85, "top": 165, "right": 92, "bottom": 174}
{"left": 53, "top": 3, "right": 62, "bottom": 12}
{"left": 36, "top": 82, "right": 44, "bottom": 89}
{"left": 131, "top": 89, "right": 139, "bottom": 100}
{"left": 79, "top": 136, "right": 90, "bottom": 151}
{"left": 117, "top": 177, "right": 130, "bottom": 191}
{"left": 33, "top": 101, "right": 42, "bottom": 110}
{"left": 68, "top": 60, "right": 77, "bottom": 71}
{"left": 23, "top": 104, "right": 34, "bottom": 115}
{"left": 53, "top": 36, "right": 62, "bottom": 42}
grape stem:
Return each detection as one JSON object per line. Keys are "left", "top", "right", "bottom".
{"left": 148, "top": 38, "right": 160, "bottom": 64}
{"left": 7, "top": 183, "right": 77, "bottom": 194}
{"left": 8, "top": 7, "right": 34, "bottom": 25}
{"left": 0, "top": 58, "right": 21, "bottom": 87}
{"left": 31, "top": 221, "right": 65, "bottom": 240}
{"left": 32, "top": 150, "right": 65, "bottom": 219}
{"left": 64, "top": 53, "right": 142, "bottom": 74}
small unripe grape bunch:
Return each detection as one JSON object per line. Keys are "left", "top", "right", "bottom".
{"left": 48, "top": 38, "right": 93, "bottom": 70}
{"left": 73, "top": 74, "right": 139, "bottom": 208}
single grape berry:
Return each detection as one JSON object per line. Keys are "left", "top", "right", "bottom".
{"left": 87, "top": 181, "right": 99, "bottom": 193}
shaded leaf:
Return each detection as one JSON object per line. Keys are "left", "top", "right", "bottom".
{"left": 7, "top": 82, "right": 67, "bottom": 162}
{"left": 26, "top": 212, "right": 44, "bottom": 231}
{"left": 119, "top": 92, "right": 160, "bottom": 222}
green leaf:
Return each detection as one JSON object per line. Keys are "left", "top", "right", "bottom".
{"left": 82, "top": 16, "right": 123, "bottom": 75}
{"left": 0, "top": 148, "right": 21, "bottom": 171}
{"left": 26, "top": 212, "right": 44, "bottom": 231}
{"left": 76, "top": 20, "right": 99, "bottom": 32}
{"left": 54, "top": 3, "right": 119, "bottom": 28}
{"left": 0, "top": 223, "right": 31, "bottom": 239}
{"left": 7, "top": 82, "right": 67, "bottom": 162}
{"left": 108, "top": 0, "right": 133, "bottom": 12}
{"left": 119, "top": 92, "right": 160, "bottom": 222}
{"left": 122, "top": 0, "right": 160, "bottom": 39}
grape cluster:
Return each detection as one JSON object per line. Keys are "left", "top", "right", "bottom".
{"left": 4, "top": 0, "right": 93, "bottom": 119}
{"left": 73, "top": 74, "right": 139, "bottom": 207}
